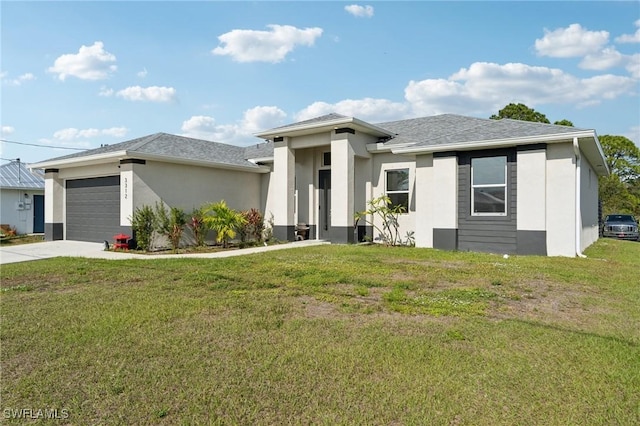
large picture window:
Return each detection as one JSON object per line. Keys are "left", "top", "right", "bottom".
{"left": 386, "top": 169, "right": 409, "bottom": 211}
{"left": 471, "top": 156, "right": 506, "bottom": 215}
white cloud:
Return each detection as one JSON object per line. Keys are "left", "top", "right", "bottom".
{"left": 404, "top": 62, "right": 637, "bottom": 115}
{"left": 345, "top": 5, "right": 374, "bottom": 18}
{"left": 212, "top": 24, "right": 323, "bottom": 63}
{"left": 615, "top": 19, "right": 640, "bottom": 43}
{"left": 181, "top": 106, "right": 287, "bottom": 145}
{"left": 52, "top": 127, "right": 128, "bottom": 141}
{"left": 626, "top": 53, "right": 640, "bottom": 79}
{"left": 295, "top": 98, "right": 408, "bottom": 123}
{"left": 115, "top": 86, "right": 176, "bottom": 102}
{"left": 1, "top": 126, "right": 15, "bottom": 136}
{"left": 101, "top": 127, "right": 128, "bottom": 138}
{"left": 535, "top": 24, "right": 609, "bottom": 57}
{"left": 137, "top": 68, "right": 148, "bottom": 78}
{"left": 625, "top": 125, "right": 640, "bottom": 147}
{"left": 579, "top": 47, "right": 625, "bottom": 70}
{"left": 48, "top": 41, "right": 117, "bottom": 81}
{"left": 98, "top": 86, "right": 114, "bottom": 97}
{"left": 2, "top": 72, "right": 36, "bottom": 86}
{"left": 241, "top": 106, "right": 287, "bottom": 134}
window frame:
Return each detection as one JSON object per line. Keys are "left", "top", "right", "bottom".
{"left": 471, "top": 156, "right": 507, "bottom": 216}
{"left": 385, "top": 168, "right": 410, "bottom": 212}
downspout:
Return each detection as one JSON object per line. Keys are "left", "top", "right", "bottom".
{"left": 573, "top": 138, "right": 586, "bottom": 258}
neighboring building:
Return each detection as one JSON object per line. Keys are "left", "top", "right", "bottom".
{"left": 0, "top": 160, "right": 45, "bottom": 235}
{"left": 32, "top": 113, "right": 609, "bottom": 257}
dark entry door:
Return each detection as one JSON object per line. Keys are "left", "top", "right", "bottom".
{"left": 33, "top": 194, "right": 44, "bottom": 233}
{"left": 319, "top": 170, "right": 331, "bottom": 239}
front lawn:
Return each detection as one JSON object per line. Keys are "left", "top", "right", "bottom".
{"left": 1, "top": 239, "right": 639, "bottom": 424}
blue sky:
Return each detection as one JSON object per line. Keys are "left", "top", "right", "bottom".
{"left": 1, "top": 1, "right": 639, "bottom": 164}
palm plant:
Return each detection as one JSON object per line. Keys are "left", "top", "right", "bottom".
{"left": 203, "top": 200, "right": 246, "bottom": 248}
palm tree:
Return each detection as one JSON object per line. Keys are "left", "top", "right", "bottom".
{"left": 202, "top": 200, "right": 246, "bottom": 248}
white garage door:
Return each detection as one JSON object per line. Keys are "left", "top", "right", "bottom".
{"left": 66, "top": 176, "right": 120, "bottom": 242}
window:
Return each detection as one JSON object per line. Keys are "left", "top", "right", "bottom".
{"left": 323, "top": 152, "right": 331, "bottom": 166}
{"left": 471, "top": 156, "right": 506, "bottom": 215}
{"left": 386, "top": 169, "right": 409, "bottom": 211}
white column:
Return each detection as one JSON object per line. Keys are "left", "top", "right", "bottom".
{"left": 330, "top": 132, "right": 355, "bottom": 242}
{"left": 44, "top": 169, "right": 64, "bottom": 240}
{"left": 415, "top": 154, "right": 434, "bottom": 248}
{"left": 546, "top": 143, "right": 576, "bottom": 256}
{"left": 272, "top": 138, "right": 295, "bottom": 240}
{"left": 517, "top": 149, "right": 546, "bottom": 231}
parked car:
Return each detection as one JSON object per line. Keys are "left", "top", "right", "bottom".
{"left": 602, "top": 214, "right": 639, "bottom": 241}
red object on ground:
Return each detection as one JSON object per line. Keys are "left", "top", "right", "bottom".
{"left": 113, "top": 234, "right": 130, "bottom": 250}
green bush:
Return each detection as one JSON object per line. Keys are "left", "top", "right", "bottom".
{"left": 239, "top": 208, "right": 264, "bottom": 243}
{"left": 187, "top": 207, "right": 208, "bottom": 247}
{"left": 130, "top": 205, "right": 156, "bottom": 251}
{"left": 155, "top": 203, "right": 186, "bottom": 251}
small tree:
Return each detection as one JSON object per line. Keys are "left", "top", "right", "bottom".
{"left": 187, "top": 207, "right": 208, "bottom": 247}
{"left": 130, "top": 205, "right": 156, "bottom": 251}
{"left": 203, "top": 200, "right": 247, "bottom": 248}
{"left": 155, "top": 202, "right": 187, "bottom": 251}
{"left": 354, "top": 195, "right": 407, "bottom": 246}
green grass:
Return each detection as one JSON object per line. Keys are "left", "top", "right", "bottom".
{"left": 1, "top": 239, "right": 639, "bottom": 424}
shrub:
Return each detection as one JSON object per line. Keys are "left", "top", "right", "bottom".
{"left": 187, "top": 207, "right": 208, "bottom": 247}
{"left": 130, "top": 205, "right": 156, "bottom": 251}
{"left": 262, "top": 212, "right": 275, "bottom": 242}
{"left": 239, "top": 208, "right": 264, "bottom": 242}
{"left": 155, "top": 202, "right": 187, "bottom": 251}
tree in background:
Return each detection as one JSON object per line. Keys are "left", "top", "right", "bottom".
{"left": 490, "top": 103, "right": 639, "bottom": 218}
{"left": 490, "top": 103, "right": 550, "bottom": 123}
{"left": 598, "top": 135, "right": 640, "bottom": 217}
{"left": 553, "top": 119, "right": 574, "bottom": 127}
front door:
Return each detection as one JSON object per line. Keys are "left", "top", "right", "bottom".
{"left": 33, "top": 195, "right": 44, "bottom": 233}
{"left": 318, "top": 170, "right": 331, "bottom": 239}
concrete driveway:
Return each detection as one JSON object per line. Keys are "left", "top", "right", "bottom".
{"left": 0, "top": 239, "right": 329, "bottom": 265}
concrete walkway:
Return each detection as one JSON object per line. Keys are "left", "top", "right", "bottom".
{"left": 0, "top": 239, "right": 330, "bottom": 265}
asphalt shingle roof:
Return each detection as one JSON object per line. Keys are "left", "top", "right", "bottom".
{"left": 41, "top": 133, "right": 263, "bottom": 169}
{"left": 244, "top": 141, "right": 274, "bottom": 160}
{"left": 0, "top": 161, "right": 44, "bottom": 189}
{"left": 376, "top": 114, "right": 587, "bottom": 147}
{"left": 265, "top": 113, "right": 349, "bottom": 132}
{"left": 37, "top": 115, "right": 593, "bottom": 167}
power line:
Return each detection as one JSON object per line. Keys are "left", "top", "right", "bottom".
{"left": 0, "top": 138, "right": 88, "bottom": 151}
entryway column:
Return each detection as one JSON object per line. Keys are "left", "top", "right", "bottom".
{"left": 432, "top": 154, "right": 458, "bottom": 250}
{"left": 330, "top": 129, "right": 356, "bottom": 243}
{"left": 44, "top": 168, "right": 64, "bottom": 240}
{"left": 272, "top": 137, "right": 296, "bottom": 241}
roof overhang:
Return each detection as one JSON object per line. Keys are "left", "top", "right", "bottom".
{"left": 31, "top": 150, "right": 271, "bottom": 174}
{"left": 255, "top": 116, "right": 395, "bottom": 140}
{"left": 391, "top": 130, "right": 609, "bottom": 176}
